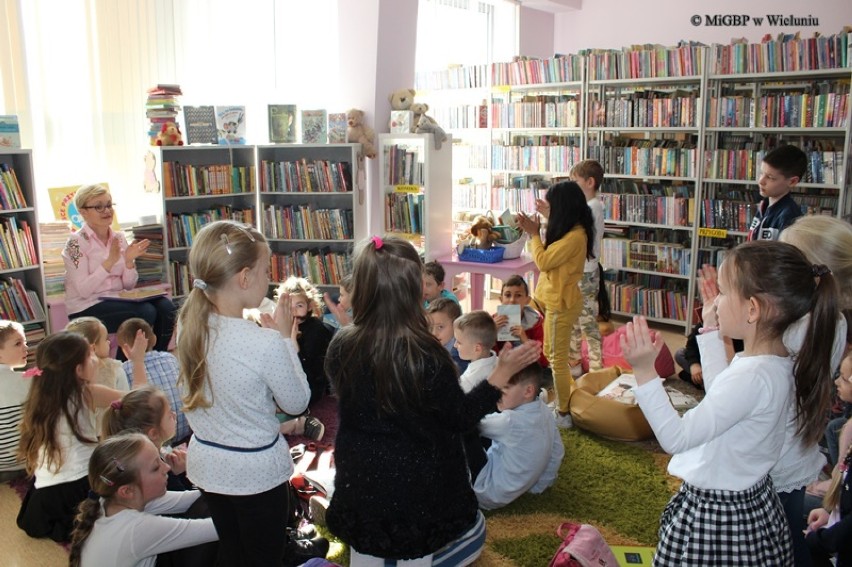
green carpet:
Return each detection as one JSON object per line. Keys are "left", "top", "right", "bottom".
{"left": 326, "top": 428, "right": 674, "bottom": 566}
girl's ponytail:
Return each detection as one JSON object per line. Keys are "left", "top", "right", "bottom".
{"left": 68, "top": 497, "right": 101, "bottom": 567}
{"left": 793, "top": 268, "right": 839, "bottom": 447}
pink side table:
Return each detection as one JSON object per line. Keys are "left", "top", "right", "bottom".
{"left": 436, "top": 254, "right": 539, "bottom": 311}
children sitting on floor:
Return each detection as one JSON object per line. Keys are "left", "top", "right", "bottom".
{"left": 426, "top": 297, "right": 469, "bottom": 374}
{"left": 455, "top": 311, "right": 498, "bottom": 393}
{"left": 66, "top": 316, "right": 130, "bottom": 391}
{"left": 492, "top": 274, "right": 547, "bottom": 367}
{"left": 0, "top": 320, "right": 30, "bottom": 481}
{"left": 423, "top": 260, "right": 459, "bottom": 308}
{"left": 116, "top": 318, "right": 190, "bottom": 445}
{"left": 473, "top": 363, "right": 564, "bottom": 510}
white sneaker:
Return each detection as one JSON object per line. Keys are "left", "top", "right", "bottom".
{"left": 554, "top": 411, "right": 574, "bottom": 429}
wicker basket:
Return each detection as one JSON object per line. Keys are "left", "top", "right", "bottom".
{"left": 458, "top": 246, "right": 505, "bottom": 263}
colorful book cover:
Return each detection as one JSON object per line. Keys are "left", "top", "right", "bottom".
{"left": 0, "top": 116, "right": 21, "bottom": 149}
{"left": 268, "top": 104, "right": 297, "bottom": 143}
{"left": 215, "top": 105, "right": 247, "bottom": 145}
{"left": 183, "top": 106, "right": 218, "bottom": 145}
{"left": 301, "top": 109, "right": 328, "bottom": 144}
{"left": 327, "top": 112, "right": 347, "bottom": 143}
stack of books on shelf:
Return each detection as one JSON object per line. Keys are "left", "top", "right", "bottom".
{"left": 128, "top": 224, "right": 165, "bottom": 286}
{"left": 415, "top": 63, "right": 490, "bottom": 90}
{"left": 385, "top": 193, "right": 424, "bottom": 235}
{"left": 0, "top": 277, "right": 44, "bottom": 322}
{"left": 491, "top": 143, "right": 581, "bottom": 173}
{"left": 589, "top": 90, "right": 699, "bottom": 128}
{"left": 710, "top": 30, "right": 850, "bottom": 74}
{"left": 169, "top": 261, "right": 191, "bottom": 298}
{"left": 163, "top": 162, "right": 255, "bottom": 197}
{"left": 492, "top": 96, "right": 581, "bottom": 128}
{"left": 603, "top": 273, "right": 692, "bottom": 323}
{"left": 0, "top": 217, "right": 37, "bottom": 270}
{"left": 491, "top": 54, "right": 583, "bottom": 86}
{"left": 259, "top": 159, "right": 352, "bottom": 193}
{"left": 270, "top": 249, "right": 351, "bottom": 286}
{"left": 707, "top": 84, "right": 849, "bottom": 129}
{"left": 39, "top": 222, "right": 72, "bottom": 297}
{"left": 166, "top": 208, "right": 255, "bottom": 248}
{"left": 262, "top": 205, "right": 354, "bottom": 241}
{"left": 589, "top": 139, "right": 697, "bottom": 177}
{"left": 383, "top": 144, "right": 425, "bottom": 186}
{"left": 0, "top": 163, "right": 28, "bottom": 209}
{"left": 146, "top": 84, "right": 182, "bottom": 145}
{"left": 583, "top": 42, "right": 707, "bottom": 80}
{"left": 432, "top": 104, "right": 488, "bottom": 130}
{"left": 24, "top": 323, "right": 46, "bottom": 368}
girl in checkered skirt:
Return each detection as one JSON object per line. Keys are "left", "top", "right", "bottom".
{"left": 622, "top": 241, "right": 839, "bottom": 566}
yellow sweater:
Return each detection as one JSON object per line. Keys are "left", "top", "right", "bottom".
{"left": 529, "top": 226, "right": 587, "bottom": 310}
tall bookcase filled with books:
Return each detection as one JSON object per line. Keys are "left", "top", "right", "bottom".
{"left": 257, "top": 144, "right": 364, "bottom": 290}
{"left": 160, "top": 146, "right": 257, "bottom": 300}
{"left": 700, "top": 42, "right": 852, "bottom": 272}
{"left": 0, "top": 150, "right": 47, "bottom": 364}
{"left": 377, "top": 133, "right": 452, "bottom": 260}
{"left": 586, "top": 44, "right": 708, "bottom": 332}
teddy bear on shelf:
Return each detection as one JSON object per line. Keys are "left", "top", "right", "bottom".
{"left": 154, "top": 122, "right": 183, "bottom": 146}
{"left": 347, "top": 108, "right": 377, "bottom": 159}
{"left": 388, "top": 88, "right": 417, "bottom": 131}
{"left": 415, "top": 113, "right": 448, "bottom": 150}
{"left": 468, "top": 215, "right": 500, "bottom": 249}
{"left": 410, "top": 102, "right": 429, "bottom": 130}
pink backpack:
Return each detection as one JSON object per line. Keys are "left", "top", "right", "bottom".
{"left": 549, "top": 522, "right": 619, "bottom": 567}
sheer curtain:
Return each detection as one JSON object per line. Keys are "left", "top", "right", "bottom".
{"left": 1, "top": 0, "right": 339, "bottom": 224}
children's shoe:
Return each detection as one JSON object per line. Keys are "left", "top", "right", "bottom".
{"left": 283, "top": 535, "right": 330, "bottom": 567}
{"left": 554, "top": 410, "right": 574, "bottom": 429}
{"left": 303, "top": 416, "right": 325, "bottom": 442}
{"left": 309, "top": 495, "right": 330, "bottom": 526}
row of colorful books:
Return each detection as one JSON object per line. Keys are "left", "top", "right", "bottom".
{"left": 129, "top": 224, "right": 165, "bottom": 286}
{"left": 432, "top": 104, "right": 488, "bottom": 130}
{"left": 601, "top": 237, "right": 691, "bottom": 276}
{"left": 490, "top": 145, "right": 582, "bottom": 174}
{"left": 452, "top": 184, "right": 546, "bottom": 213}
{"left": 603, "top": 276, "right": 692, "bottom": 323}
{"left": 492, "top": 55, "right": 584, "bottom": 87}
{"left": 165, "top": 208, "right": 255, "bottom": 248}
{"left": 385, "top": 193, "right": 424, "bottom": 235}
{"left": 270, "top": 249, "right": 352, "bottom": 286}
{"left": 162, "top": 162, "right": 255, "bottom": 198}
{"left": 0, "top": 217, "right": 37, "bottom": 270}
{"left": 491, "top": 100, "right": 581, "bottom": 129}
{"left": 599, "top": 194, "right": 693, "bottom": 227}
{"left": 710, "top": 31, "right": 850, "bottom": 75}
{"left": 261, "top": 205, "right": 354, "bottom": 241}
{"left": 583, "top": 43, "right": 707, "bottom": 81}
{"left": 146, "top": 84, "right": 182, "bottom": 145}
{"left": 415, "top": 64, "right": 490, "bottom": 91}
{"left": 699, "top": 199, "right": 758, "bottom": 232}
{"left": 0, "top": 163, "right": 28, "bottom": 209}
{"left": 703, "top": 149, "right": 845, "bottom": 185}
{"left": 588, "top": 146, "right": 697, "bottom": 178}
{"left": 0, "top": 278, "right": 45, "bottom": 322}
{"left": 39, "top": 222, "right": 72, "bottom": 297}
{"left": 588, "top": 95, "right": 700, "bottom": 128}
{"left": 382, "top": 145, "right": 425, "bottom": 186}
{"left": 259, "top": 159, "right": 353, "bottom": 193}
{"left": 24, "top": 323, "right": 46, "bottom": 368}
{"left": 453, "top": 144, "right": 489, "bottom": 169}
{"left": 600, "top": 179, "right": 692, "bottom": 198}
{"left": 706, "top": 90, "right": 849, "bottom": 129}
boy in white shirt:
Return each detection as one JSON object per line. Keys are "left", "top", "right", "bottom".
{"left": 455, "top": 311, "right": 498, "bottom": 393}
{"left": 474, "top": 363, "right": 564, "bottom": 509}
{"left": 0, "top": 320, "right": 29, "bottom": 481}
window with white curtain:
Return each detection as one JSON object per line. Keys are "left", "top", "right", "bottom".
{"left": 4, "top": 0, "right": 339, "bottom": 224}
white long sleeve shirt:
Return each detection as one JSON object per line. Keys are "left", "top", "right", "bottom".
{"left": 474, "top": 399, "right": 564, "bottom": 509}
{"left": 184, "top": 315, "right": 311, "bottom": 495}
{"left": 634, "top": 353, "right": 793, "bottom": 491}
{"left": 459, "top": 352, "right": 497, "bottom": 393}
{"left": 80, "top": 491, "right": 218, "bottom": 567}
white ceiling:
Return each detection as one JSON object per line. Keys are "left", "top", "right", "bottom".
{"left": 519, "top": 0, "right": 582, "bottom": 13}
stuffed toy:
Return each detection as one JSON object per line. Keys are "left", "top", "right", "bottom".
{"left": 388, "top": 88, "right": 417, "bottom": 132}
{"left": 346, "top": 109, "right": 376, "bottom": 159}
{"left": 410, "top": 102, "right": 429, "bottom": 130}
{"left": 468, "top": 215, "right": 500, "bottom": 249}
{"left": 154, "top": 122, "right": 183, "bottom": 146}
{"left": 415, "top": 114, "right": 447, "bottom": 150}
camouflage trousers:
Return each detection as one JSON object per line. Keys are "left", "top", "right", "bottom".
{"left": 569, "top": 269, "right": 602, "bottom": 371}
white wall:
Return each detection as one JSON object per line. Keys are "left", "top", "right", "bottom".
{"left": 554, "top": 0, "right": 852, "bottom": 53}
{"left": 519, "top": 7, "right": 554, "bottom": 58}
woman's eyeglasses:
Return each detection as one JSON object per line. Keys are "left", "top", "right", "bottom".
{"left": 81, "top": 202, "right": 115, "bottom": 213}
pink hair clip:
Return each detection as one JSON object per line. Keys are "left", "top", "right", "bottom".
{"left": 110, "top": 400, "right": 123, "bottom": 410}
{"left": 22, "top": 367, "right": 43, "bottom": 378}
{"left": 371, "top": 235, "right": 383, "bottom": 250}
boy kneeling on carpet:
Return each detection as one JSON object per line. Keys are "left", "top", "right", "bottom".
{"left": 473, "top": 363, "right": 564, "bottom": 509}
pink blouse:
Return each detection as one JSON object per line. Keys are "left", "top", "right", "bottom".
{"left": 62, "top": 224, "right": 138, "bottom": 314}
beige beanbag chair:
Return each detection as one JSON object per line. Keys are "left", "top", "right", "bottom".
{"left": 569, "top": 366, "right": 653, "bottom": 442}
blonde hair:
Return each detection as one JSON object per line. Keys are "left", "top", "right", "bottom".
{"left": 0, "top": 320, "right": 24, "bottom": 347}
{"left": 66, "top": 316, "right": 106, "bottom": 346}
{"left": 276, "top": 276, "right": 323, "bottom": 316}
{"left": 177, "top": 220, "right": 267, "bottom": 410}
{"left": 68, "top": 433, "right": 150, "bottom": 567}
{"left": 73, "top": 184, "right": 110, "bottom": 211}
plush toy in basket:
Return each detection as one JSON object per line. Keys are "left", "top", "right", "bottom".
{"left": 493, "top": 225, "right": 527, "bottom": 260}
{"left": 457, "top": 215, "right": 505, "bottom": 263}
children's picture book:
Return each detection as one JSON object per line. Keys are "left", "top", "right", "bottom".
{"left": 99, "top": 287, "right": 168, "bottom": 302}
{"left": 327, "top": 112, "right": 347, "bottom": 144}
{"left": 496, "top": 304, "right": 521, "bottom": 342}
{"left": 301, "top": 109, "right": 328, "bottom": 144}
{"left": 268, "top": 104, "right": 297, "bottom": 143}
{"left": 0, "top": 116, "right": 21, "bottom": 149}
{"left": 183, "top": 106, "right": 218, "bottom": 145}
{"left": 596, "top": 373, "right": 637, "bottom": 405}
{"left": 215, "top": 106, "right": 247, "bottom": 145}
